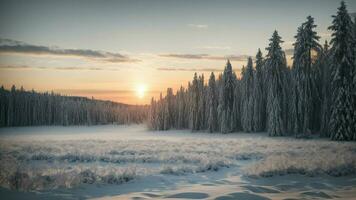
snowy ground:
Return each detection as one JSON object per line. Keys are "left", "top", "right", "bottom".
{"left": 0, "top": 125, "right": 355, "bottom": 200}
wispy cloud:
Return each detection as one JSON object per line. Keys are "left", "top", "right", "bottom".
{"left": 161, "top": 53, "right": 209, "bottom": 59}
{"left": 197, "top": 46, "right": 231, "bottom": 50}
{"left": 54, "top": 88, "right": 161, "bottom": 96}
{"left": 55, "top": 89, "right": 133, "bottom": 95}
{"left": 156, "top": 66, "right": 243, "bottom": 74}
{"left": 160, "top": 53, "right": 251, "bottom": 61}
{"left": 157, "top": 67, "right": 223, "bottom": 72}
{"left": 0, "top": 65, "right": 31, "bottom": 70}
{"left": 0, "top": 64, "right": 120, "bottom": 71}
{"left": 0, "top": 38, "right": 139, "bottom": 63}
{"left": 188, "top": 24, "right": 208, "bottom": 29}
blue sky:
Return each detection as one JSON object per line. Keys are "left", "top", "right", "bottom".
{"left": 0, "top": 0, "right": 355, "bottom": 104}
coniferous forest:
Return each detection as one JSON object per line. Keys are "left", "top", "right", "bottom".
{"left": 0, "top": 86, "right": 148, "bottom": 127}
{"left": 148, "top": 1, "right": 356, "bottom": 141}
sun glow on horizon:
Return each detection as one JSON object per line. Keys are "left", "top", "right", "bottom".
{"left": 136, "top": 84, "right": 147, "bottom": 99}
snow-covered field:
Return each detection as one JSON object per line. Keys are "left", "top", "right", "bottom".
{"left": 0, "top": 125, "right": 355, "bottom": 199}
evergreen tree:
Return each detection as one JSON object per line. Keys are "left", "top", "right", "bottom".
{"left": 252, "top": 49, "right": 266, "bottom": 131}
{"left": 164, "top": 88, "right": 174, "bottom": 130}
{"left": 241, "top": 57, "right": 254, "bottom": 132}
{"left": 352, "top": 15, "right": 356, "bottom": 141}
{"left": 265, "top": 31, "right": 287, "bottom": 136}
{"left": 218, "top": 60, "right": 235, "bottom": 133}
{"left": 231, "top": 72, "right": 241, "bottom": 131}
{"left": 148, "top": 97, "right": 157, "bottom": 129}
{"left": 191, "top": 73, "right": 200, "bottom": 131}
{"left": 207, "top": 72, "right": 218, "bottom": 132}
{"left": 177, "top": 86, "right": 187, "bottom": 129}
{"left": 198, "top": 74, "right": 206, "bottom": 130}
{"left": 157, "top": 93, "right": 165, "bottom": 130}
{"left": 319, "top": 41, "right": 332, "bottom": 137}
{"left": 290, "top": 16, "right": 321, "bottom": 136}
{"left": 328, "top": 1, "right": 355, "bottom": 140}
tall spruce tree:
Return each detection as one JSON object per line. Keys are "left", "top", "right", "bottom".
{"left": 191, "top": 73, "right": 200, "bottom": 131}
{"left": 198, "top": 74, "right": 206, "bottom": 130}
{"left": 291, "top": 16, "right": 321, "bottom": 136}
{"left": 164, "top": 88, "right": 174, "bottom": 130}
{"left": 319, "top": 41, "right": 332, "bottom": 137}
{"left": 241, "top": 57, "right": 255, "bottom": 132}
{"left": 231, "top": 72, "right": 241, "bottom": 131}
{"left": 252, "top": 49, "right": 266, "bottom": 131}
{"left": 265, "top": 31, "right": 287, "bottom": 136}
{"left": 157, "top": 93, "right": 165, "bottom": 130}
{"left": 207, "top": 72, "right": 219, "bottom": 132}
{"left": 177, "top": 86, "right": 187, "bottom": 129}
{"left": 218, "top": 60, "right": 235, "bottom": 133}
{"left": 352, "top": 15, "right": 356, "bottom": 141}
{"left": 149, "top": 97, "right": 157, "bottom": 129}
{"left": 328, "top": 1, "right": 355, "bottom": 140}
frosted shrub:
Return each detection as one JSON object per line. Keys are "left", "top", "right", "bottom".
{"left": 1, "top": 134, "right": 355, "bottom": 191}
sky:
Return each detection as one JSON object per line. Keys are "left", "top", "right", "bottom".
{"left": 0, "top": 0, "right": 355, "bottom": 104}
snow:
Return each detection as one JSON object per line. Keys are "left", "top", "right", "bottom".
{"left": 0, "top": 125, "right": 355, "bottom": 199}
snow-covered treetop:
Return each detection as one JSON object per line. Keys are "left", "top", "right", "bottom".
{"left": 328, "top": 0, "right": 354, "bottom": 60}
{"left": 266, "top": 30, "right": 284, "bottom": 60}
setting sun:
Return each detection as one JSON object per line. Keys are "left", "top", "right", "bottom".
{"left": 136, "top": 84, "right": 147, "bottom": 99}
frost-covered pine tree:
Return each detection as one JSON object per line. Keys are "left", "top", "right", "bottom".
{"left": 207, "top": 72, "right": 219, "bottom": 132}
{"left": 231, "top": 71, "right": 241, "bottom": 131}
{"left": 148, "top": 97, "right": 157, "bottom": 129}
{"left": 265, "top": 31, "right": 287, "bottom": 136}
{"left": 191, "top": 73, "right": 200, "bottom": 131}
{"left": 241, "top": 57, "right": 254, "bottom": 132}
{"left": 328, "top": 1, "right": 355, "bottom": 141}
{"left": 218, "top": 60, "right": 235, "bottom": 133}
{"left": 252, "top": 49, "right": 266, "bottom": 131}
{"left": 198, "top": 74, "right": 206, "bottom": 130}
{"left": 290, "top": 16, "right": 321, "bottom": 136}
{"left": 157, "top": 93, "right": 165, "bottom": 130}
{"left": 319, "top": 41, "right": 332, "bottom": 137}
{"left": 177, "top": 86, "right": 187, "bottom": 129}
{"left": 163, "top": 88, "right": 174, "bottom": 130}
{"left": 352, "top": 15, "right": 356, "bottom": 141}
{"left": 187, "top": 81, "right": 194, "bottom": 129}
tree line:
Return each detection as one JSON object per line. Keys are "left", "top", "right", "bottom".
{"left": 0, "top": 86, "right": 148, "bottom": 127}
{"left": 148, "top": 1, "right": 356, "bottom": 141}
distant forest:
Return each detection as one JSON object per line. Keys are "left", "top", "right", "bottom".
{"left": 0, "top": 86, "right": 148, "bottom": 127}
{"left": 148, "top": 1, "right": 356, "bottom": 141}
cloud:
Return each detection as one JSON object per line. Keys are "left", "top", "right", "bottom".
{"left": 55, "top": 89, "right": 133, "bottom": 95}
{"left": 160, "top": 53, "right": 251, "bottom": 61}
{"left": 0, "top": 65, "right": 31, "bottom": 69}
{"left": 0, "top": 38, "right": 139, "bottom": 63}
{"left": 198, "top": 46, "right": 231, "bottom": 50}
{"left": 54, "top": 88, "right": 161, "bottom": 96}
{"left": 161, "top": 53, "right": 209, "bottom": 59}
{"left": 188, "top": 24, "right": 208, "bottom": 29}
{"left": 0, "top": 64, "right": 120, "bottom": 71}
{"left": 157, "top": 67, "right": 223, "bottom": 72}
{"left": 156, "top": 67, "right": 244, "bottom": 73}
